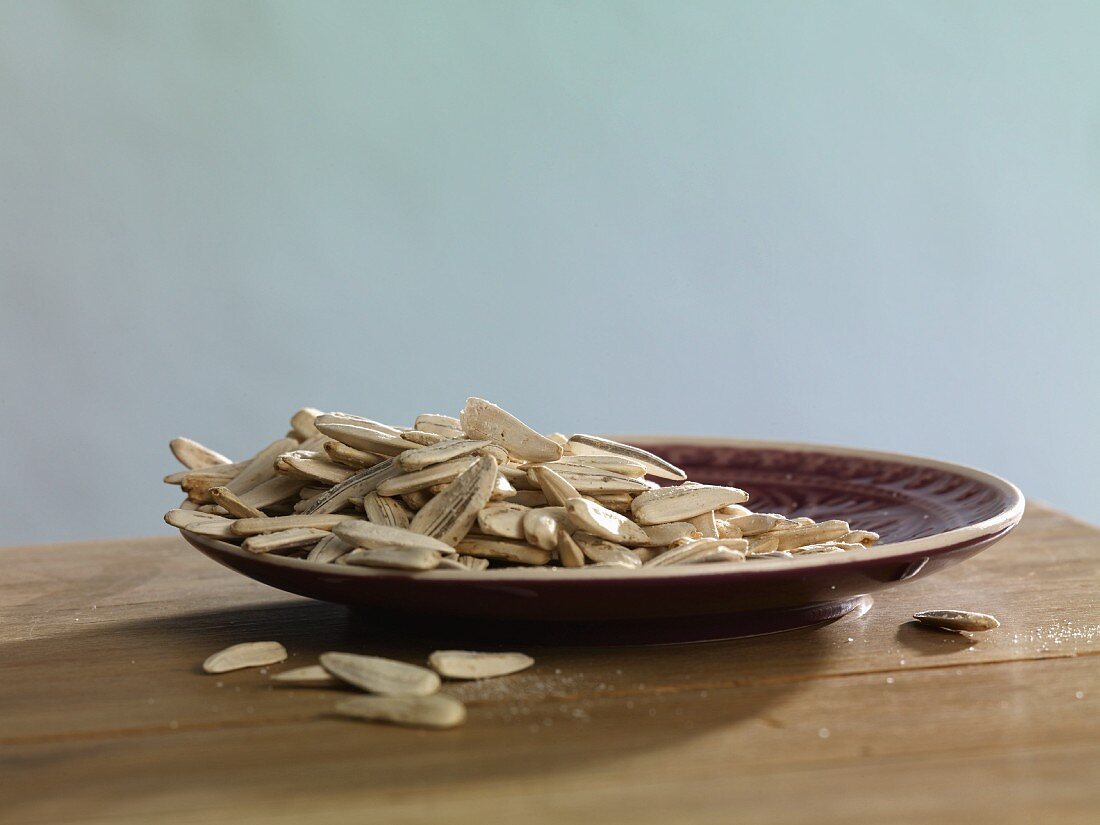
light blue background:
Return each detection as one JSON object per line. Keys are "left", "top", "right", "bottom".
{"left": 2, "top": 1, "right": 1098, "bottom": 545}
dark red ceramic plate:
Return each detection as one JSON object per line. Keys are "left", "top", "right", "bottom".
{"left": 182, "top": 437, "right": 1024, "bottom": 644}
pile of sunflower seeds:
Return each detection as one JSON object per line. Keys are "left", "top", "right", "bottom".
{"left": 164, "top": 397, "right": 879, "bottom": 571}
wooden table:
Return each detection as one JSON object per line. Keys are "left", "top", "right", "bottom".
{"left": 2, "top": 502, "right": 1097, "bottom": 824}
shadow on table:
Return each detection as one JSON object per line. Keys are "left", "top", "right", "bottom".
{"left": 894, "top": 620, "right": 979, "bottom": 655}
{"left": 3, "top": 595, "right": 859, "bottom": 800}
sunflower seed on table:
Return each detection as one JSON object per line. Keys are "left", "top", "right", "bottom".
{"left": 914, "top": 610, "right": 1000, "bottom": 632}
{"left": 319, "top": 652, "right": 441, "bottom": 696}
{"left": 307, "top": 533, "right": 353, "bottom": 563}
{"left": 477, "top": 502, "right": 531, "bottom": 539}
{"left": 335, "top": 694, "right": 466, "bottom": 730}
{"left": 460, "top": 397, "right": 563, "bottom": 463}
{"left": 631, "top": 484, "right": 749, "bottom": 525}
{"left": 342, "top": 546, "right": 442, "bottom": 571}
{"left": 271, "top": 664, "right": 340, "bottom": 686}
{"left": 209, "top": 486, "right": 266, "bottom": 519}
{"left": 170, "top": 437, "right": 232, "bottom": 470}
{"left": 203, "top": 641, "right": 287, "bottom": 673}
{"left": 361, "top": 491, "right": 411, "bottom": 528}
{"left": 409, "top": 455, "right": 498, "bottom": 545}
{"left": 231, "top": 514, "right": 356, "bottom": 536}
{"left": 333, "top": 521, "right": 456, "bottom": 555}
{"left": 556, "top": 529, "right": 586, "bottom": 568}
{"left": 564, "top": 497, "right": 649, "bottom": 544}
{"left": 522, "top": 506, "right": 568, "bottom": 552}
{"left": 566, "top": 434, "right": 686, "bottom": 481}
{"left": 428, "top": 650, "right": 535, "bottom": 680}
{"left": 455, "top": 537, "right": 552, "bottom": 566}
{"left": 242, "top": 528, "right": 331, "bottom": 555}
{"left": 398, "top": 438, "right": 492, "bottom": 471}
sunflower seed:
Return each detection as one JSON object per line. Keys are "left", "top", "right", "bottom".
{"left": 528, "top": 466, "right": 580, "bottom": 507}
{"left": 164, "top": 461, "right": 244, "bottom": 485}
{"left": 378, "top": 456, "right": 479, "bottom": 496}
{"left": 522, "top": 507, "right": 568, "bottom": 552}
{"left": 333, "top": 521, "right": 456, "bottom": 554}
{"left": 231, "top": 514, "right": 355, "bottom": 536}
{"left": 237, "top": 476, "right": 307, "bottom": 509}
{"left": 361, "top": 492, "right": 411, "bottom": 528}
{"left": 428, "top": 650, "right": 535, "bottom": 680}
{"left": 315, "top": 413, "right": 404, "bottom": 437}
{"left": 203, "top": 641, "right": 287, "bottom": 673}
{"left": 398, "top": 438, "right": 492, "bottom": 471}
{"left": 745, "top": 534, "right": 781, "bottom": 555}
{"left": 698, "top": 547, "right": 747, "bottom": 564}
{"left": 335, "top": 694, "right": 466, "bottom": 730}
{"left": 170, "top": 437, "right": 232, "bottom": 470}
{"left": 306, "top": 533, "right": 353, "bottom": 563}
{"left": 277, "top": 455, "right": 355, "bottom": 486}
{"left": 304, "top": 458, "right": 402, "bottom": 515}
{"left": 770, "top": 520, "right": 851, "bottom": 552}
{"left": 323, "top": 439, "right": 386, "bottom": 469}
{"left": 574, "top": 534, "right": 642, "bottom": 568}
{"left": 508, "top": 490, "right": 549, "bottom": 508}
{"left": 271, "top": 664, "right": 339, "bottom": 686}
{"left": 621, "top": 521, "right": 697, "bottom": 547}
{"left": 631, "top": 484, "right": 749, "bottom": 525}
{"left": 209, "top": 486, "right": 266, "bottom": 519}
{"left": 688, "top": 511, "right": 720, "bottom": 539}
{"left": 454, "top": 537, "right": 552, "bottom": 565}
{"left": 528, "top": 467, "right": 649, "bottom": 494}
{"left": 455, "top": 555, "right": 490, "bottom": 571}
{"left": 242, "top": 528, "right": 330, "bottom": 554}
{"left": 402, "top": 489, "right": 432, "bottom": 511}
{"left": 289, "top": 408, "right": 324, "bottom": 440}
{"left": 556, "top": 529, "right": 586, "bottom": 568}
{"left": 841, "top": 530, "right": 880, "bottom": 546}
{"left": 747, "top": 550, "right": 794, "bottom": 560}
{"left": 409, "top": 455, "right": 498, "bottom": 545}
{"left": 414, "top": 413, "right": 465, "bottom": 438}
{"left": 477, "top": 502, "right": 531, "bottom": 539}
{"left": 460, "top": 397, "right": 563, "bottom": 463}
{"left": 564, "top": 497, "right": 649, "bottom": 544}
{"left": 721, "top": 513, "right": 782, "bottom": 537}
{"left": 315, "top": 422, "right": 419, "bottom": 456}
{"left": 521, "top": 455, "right": 648, "bottom": 478}
{"left": 164, "top": 508, "right": 228, "bottom": 529}
{"left": 399, "top": 429, "right": 447, "bottom": 446}
{"left": 179, "top": 518, "right": 241, "bottom": 539}
{"left": 223, "top": 437, "right": 299, "bottom": 494}
{"left": 342, "top": 546, "right": 442, "bottom": 571}
{"left": 566, "top": 434, "right": 686, "bottom": 480}
{"left": 914, "top": 610, "right": 1000, "bottom": 632}
{"left": 320, "top": 652, "right": 441, "bottom": 696}
{"left": 644, "top": 538, "right": 749, "bottom": 567}
{"left": 489, "top": 471, "right": 518, "bottom": 500}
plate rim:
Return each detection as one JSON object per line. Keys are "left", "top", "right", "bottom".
{"left": 180, "top": 436, "right": 1024, "bottom": 584}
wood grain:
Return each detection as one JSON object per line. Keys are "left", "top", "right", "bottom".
{"left": 1, "top": 502, "right": 1097, "bottom": 824}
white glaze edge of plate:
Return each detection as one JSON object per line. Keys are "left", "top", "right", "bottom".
{"left": 182, "top": 437, "right": 1024, "bottom": 582}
